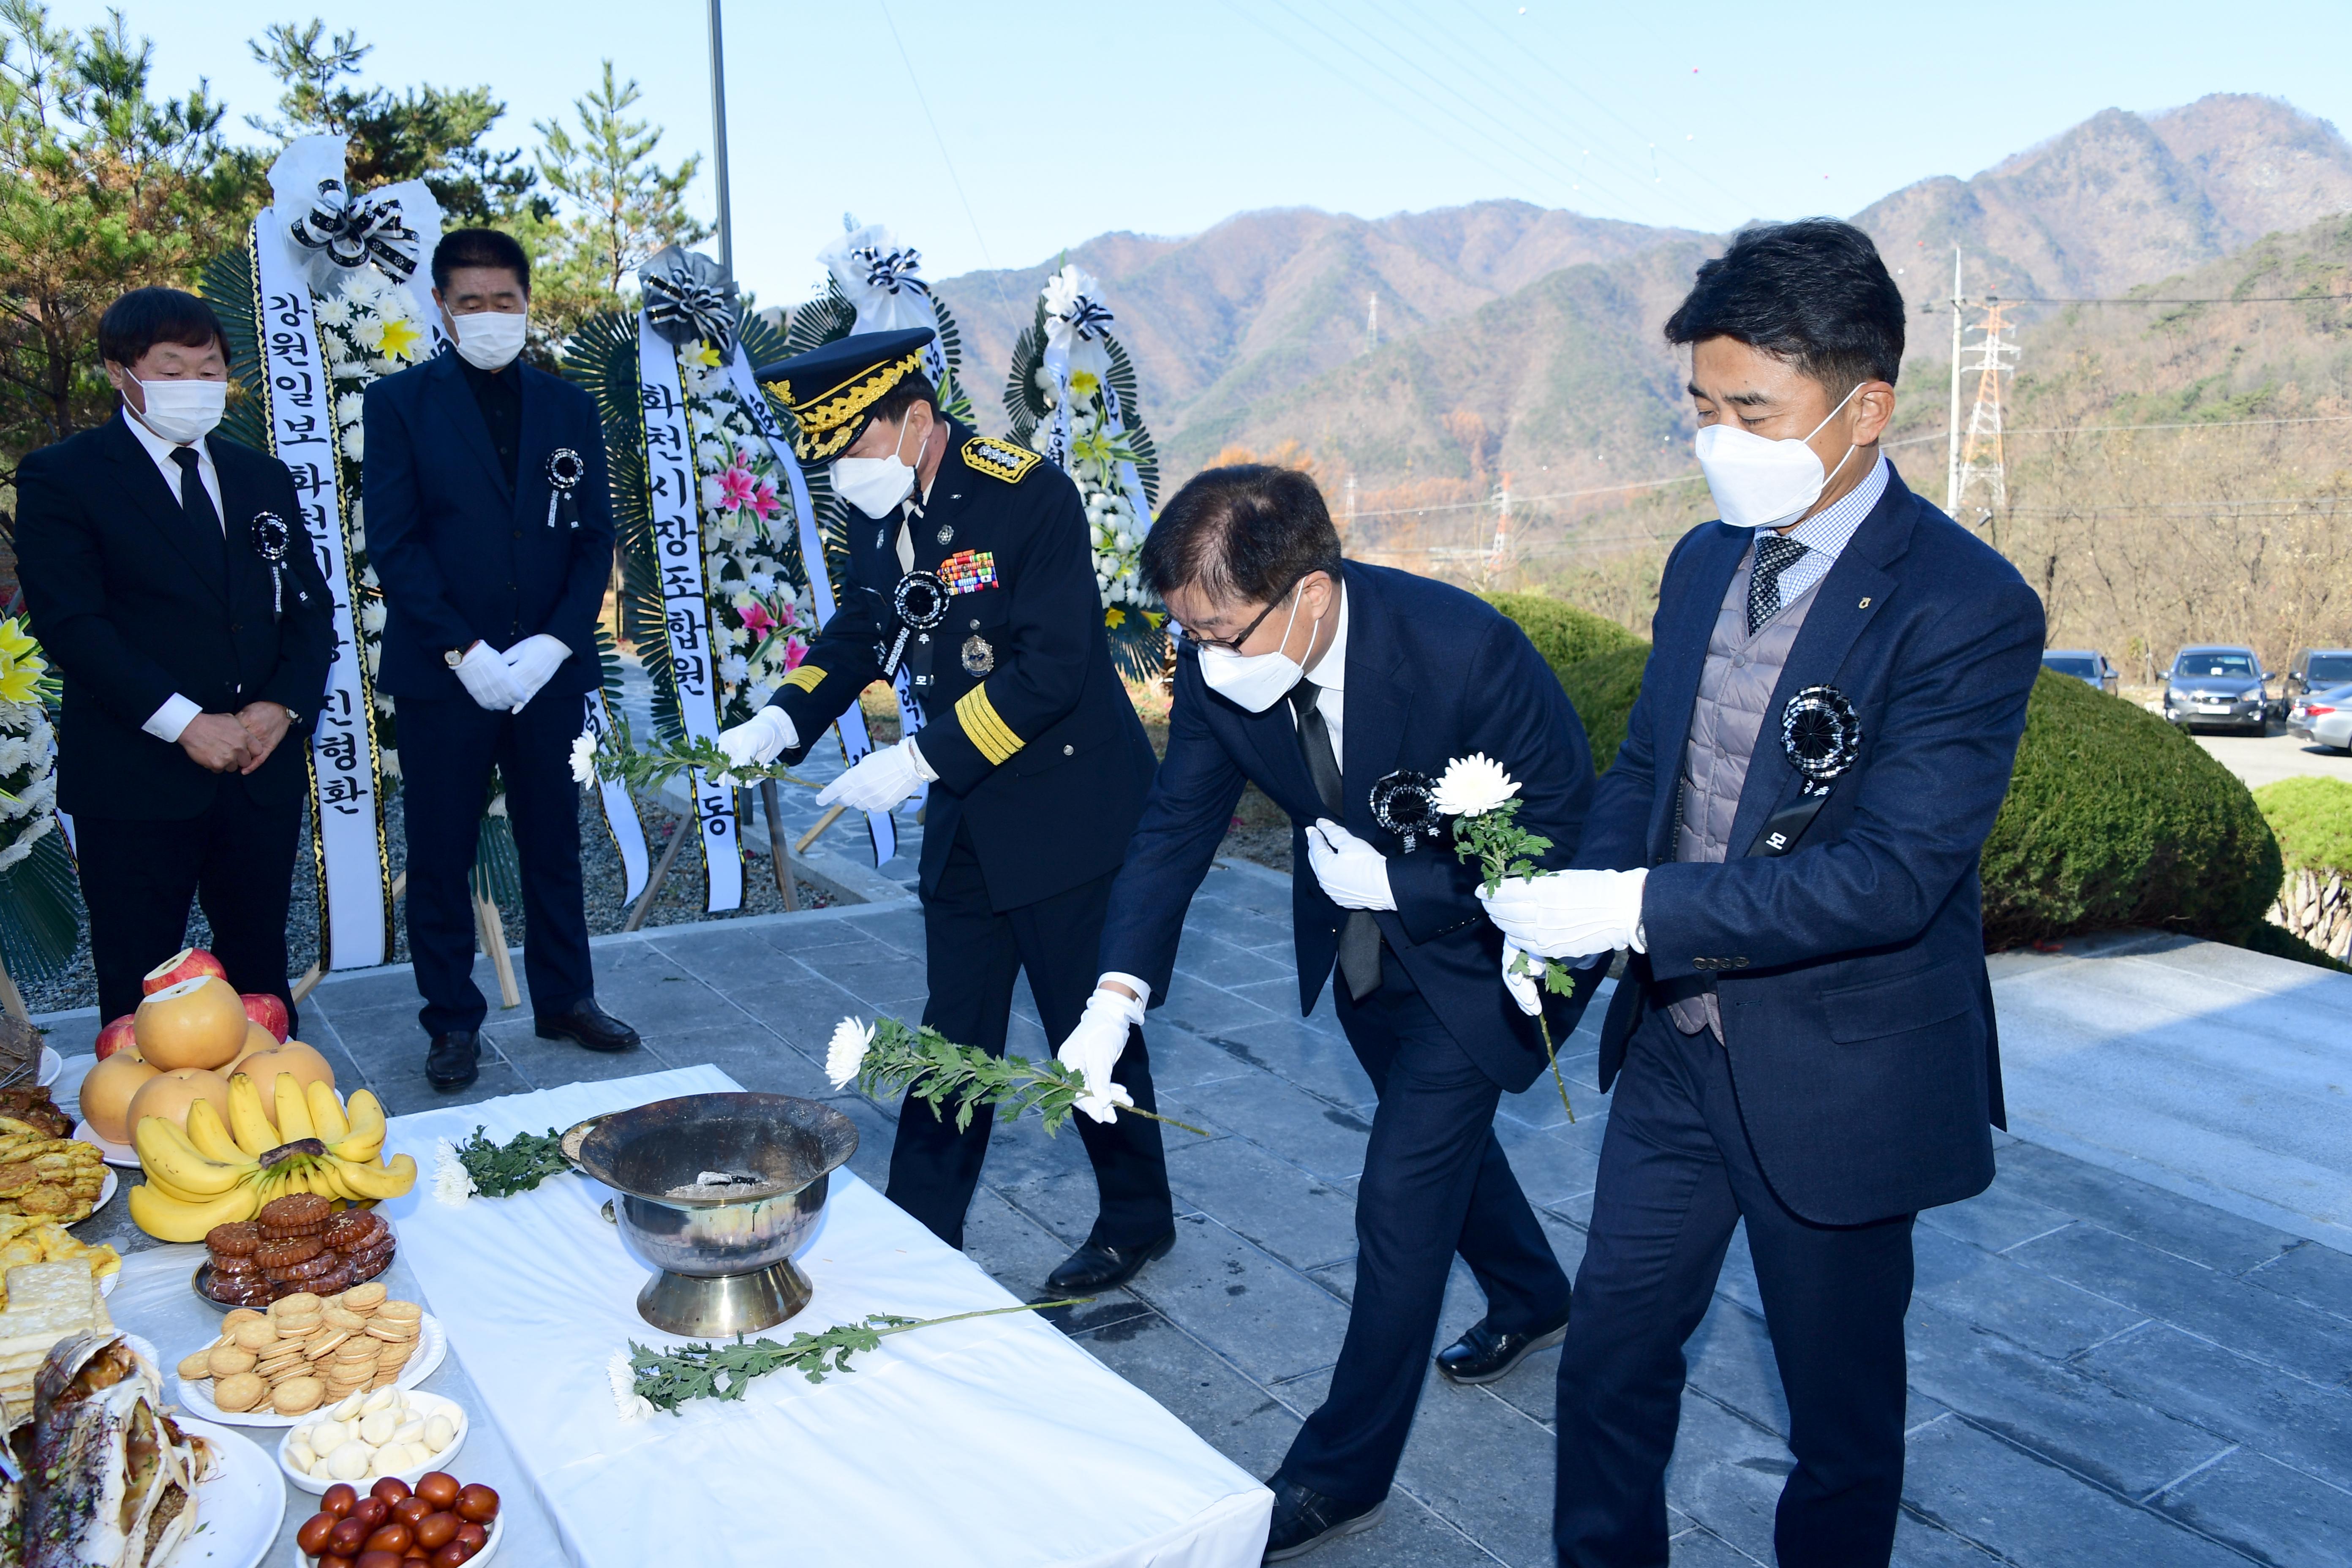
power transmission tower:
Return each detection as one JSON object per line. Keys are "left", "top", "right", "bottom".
{"left": 1945, "top": 248, "right": 1965, "bottom": 512}
{"left": 1342, "top": 474, "right": 1357, "bottom": 537}
{"left": 1953, "top": 294, "right": 2019, "bottom": 520}
{"left": 1365, "top": 294, "right": 1379, "bottom": 355}
{"left": 1482, "top": 476, "right": 1511, "bottom": 586}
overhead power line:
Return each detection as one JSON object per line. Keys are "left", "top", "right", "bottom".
{"left": 1987, "top": 294, "right": 2352, "bottom": 305}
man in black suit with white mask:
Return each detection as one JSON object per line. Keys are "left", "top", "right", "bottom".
{"left": 15, "top": 287, "right": 332, "bottom": 1030}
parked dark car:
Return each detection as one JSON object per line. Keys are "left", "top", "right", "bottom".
{"left": 2042, "top": 648, "right": 2119, "bottom": 696}
{"left": 2283, "top": 648, "right": 2352, "bottom": 704}
{"left": 2163, "top": 646, "right": 2272, "bottom": 735}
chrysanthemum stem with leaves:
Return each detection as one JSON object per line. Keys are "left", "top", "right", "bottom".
{"left": 828, "top": 1017, "right": 1209, "bottom": 1138}
{"left": 574, "top": 709, "right": 822, "bottom": 795}
{"left": 1436, "top": 755, "right": 1578, "bottom": 1122}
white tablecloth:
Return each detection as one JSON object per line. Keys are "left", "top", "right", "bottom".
{"left": 378, "top": 1067, "right": 1272, "bottom": 1568}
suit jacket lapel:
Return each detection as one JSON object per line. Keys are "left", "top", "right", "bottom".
{"left": 1337, "top": 566, "right": 1410, "bottom": 838}
{"left": 103, "top": 413, "right": 227, "bottom": 606}
{"left": 1644, "top": 524, "right": 1747, "bottom": 860}
{"left": 1725, "top": 476, "right": 1912, "bottom": 858}
{"left": 430, "top": 351, "right": 511, "bottom": 502}
{"left": 514, "top": 364, "right": 562, "bottom": 525}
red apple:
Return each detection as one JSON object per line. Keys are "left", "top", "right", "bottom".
{"left": 141, "top": 947, "right": 225, "bottom": 996}
{"left": 240, "top": 991, "right": 290, "bottom": 1041}
{"left": 93, "top": 1014, "right": 139, "bottom": 1061}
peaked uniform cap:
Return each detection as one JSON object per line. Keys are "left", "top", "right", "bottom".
{"left": 756, "top": 327, "right": 937, "bottom": 462}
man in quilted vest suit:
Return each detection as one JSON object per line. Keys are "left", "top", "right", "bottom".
{"left": 1484, "top": 220, "right": 2045, "bottom": 1567}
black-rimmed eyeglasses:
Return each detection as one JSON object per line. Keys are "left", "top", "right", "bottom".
{"left": 1174, "top": 577, "right": 1304, "bottom": 654}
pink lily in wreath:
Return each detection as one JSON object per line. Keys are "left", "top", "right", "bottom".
{"left": 739, "top": 600, "right": 778, "bottom": 638}
{"left": 748, "top": 476, "right": 782, "bottom": 523}
{"left": 710, "top": 462, "right": 759, "bottom": 514}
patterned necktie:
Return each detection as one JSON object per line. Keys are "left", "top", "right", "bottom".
{"left": 1747, "top": 533, "right": 1808, "bottom": 635}
{"left": 1287, "top": 682, "right": 1382, "bottom": 1001}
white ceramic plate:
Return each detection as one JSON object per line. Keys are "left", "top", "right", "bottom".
{"left": 288, "top": 1508, "right": 504, "bottom": 1568}
{"left": 276, "top": 1388, "right": 468, "bottom": 1494}
{"left": 175, "top": 1418, "right": 288, "bottom": 1568}
{"left": 73, "top": 1119, "right": 141, "bottom": 1169}
{"left": 36, "top": 1044, "right": 60, "bottom": 1087}
{"left": 174, "top": 1313, "right": 447, "bottom": 1428}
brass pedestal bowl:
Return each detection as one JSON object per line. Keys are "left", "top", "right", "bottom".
{"left": 571, "top": 1092, "right": 858, "bottom": 1337}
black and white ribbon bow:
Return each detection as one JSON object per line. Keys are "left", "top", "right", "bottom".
{"left": 545, "top": 448, "right": 585, "bottom": 530}
{"left": 1056, "top": 294, "right": 1116, "bottom": 342}
{"left": 854, "top": 245, "right": 931, "bottom": 297}
{"left": 251, "top": 512, "right": 291, "bottom": 618}
{"left": 286, "top": 178, "right": 421, "bottom": 285}
{"left": 639, "top": 247, "right": 742, "bottom": 356}
{"left": 1369, "top": 769, "right": 1438, "bottom": 854}
{"left": 1749, "top": 685, "right": 1864, "bottom": 859}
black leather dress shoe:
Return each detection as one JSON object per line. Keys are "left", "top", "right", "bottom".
{"left": 1262, "top": 1475, "right": 1386, "bottom": 1561}
{"left": 534, "top": 999, "right": 640, "bottom": 1053}
{"left": 425, "top": 1032, "right": 480, "bottom": 1091}
{"left": 1045, "top": 1230, "right": 1176, "bottom": 1293}
{"left": 1434, "top": 1303, "right": 1572, "bottom": 1385}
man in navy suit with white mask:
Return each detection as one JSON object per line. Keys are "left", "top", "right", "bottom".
{"left": 1483, "top": 220, "right": 2045, "bottom": 1567}
{"left": 365, "top": 228, "right": 640, "bottom": 1090}
{"left": 1073, "top": 466, "right": 1601, "bottom": 1561}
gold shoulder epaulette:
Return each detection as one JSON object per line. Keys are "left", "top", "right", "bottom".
{"left": 963, "top": 435, "right": 1042, "bottom": 484}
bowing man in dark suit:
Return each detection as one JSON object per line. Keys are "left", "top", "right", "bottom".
{"left": 14, "top": 288, "right": 331, "bottom": 1029}
{"left": 1076, "top": 466, "right": 1601, "bottom": 1560}
{"left": 1481, "top": 221, "right": 2047, "bottom": 1567}
{"left": 364, "top": 228, "right": 638, "bottom": 1091}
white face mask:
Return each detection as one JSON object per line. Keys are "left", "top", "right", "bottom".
{"left": 129, "top": 377, "right": 227, "bottom": 444}
{"left": 1693, "top": 380, "right": 1864, "bottom": 532}
{"left": 452, "top": 309, "right": 528, "bottom": 371}
{"left": 832, "top": 417, "right": 929, "bottom": 520}
{"left": 1198, "top": 591, "right": 1314, "bottom": 713}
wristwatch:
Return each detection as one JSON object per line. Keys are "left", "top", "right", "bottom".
{"left": 444, "top": 647, "right": 466, "bottom": 669}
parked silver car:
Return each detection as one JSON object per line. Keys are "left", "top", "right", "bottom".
{"left": 2163, "top": 646, "right": 2272, "bottom": 735}
{"left": 2042, "top": 649, "right": 2119, "bottom": 695}
{"left": 2288, "top": 681, "right": 2352, "bottom": 752}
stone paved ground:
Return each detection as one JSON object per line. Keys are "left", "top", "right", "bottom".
{"left": 63, "top": 860, "right": 2352, "bottom": 1567}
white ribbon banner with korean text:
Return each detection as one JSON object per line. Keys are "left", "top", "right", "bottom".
{"left": 724, "top": 349, "right": 897, "bottom": 868}
{"left": 250, "top": 221, "right": 392, "bottom": 969}
{"left": 637, "top": 320, "right": 742, "bottom": 912}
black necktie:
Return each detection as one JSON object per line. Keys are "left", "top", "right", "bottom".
{"left": 1288, "top": 683, "right": 1382, "bottom": 1000}
{"left": 1748, "top": 533, "right": 1808, "bottom": 635}
{"left": 171, "top": 446, "right": 225, "bottom": 566}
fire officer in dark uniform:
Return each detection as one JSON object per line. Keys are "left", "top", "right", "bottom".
{"left": 717, "top": 328, "right": 1174, "bottom": 1293}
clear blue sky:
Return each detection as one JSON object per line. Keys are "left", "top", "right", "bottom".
{"left": 47, "top": 0, "right": 2352, "bottom": 308}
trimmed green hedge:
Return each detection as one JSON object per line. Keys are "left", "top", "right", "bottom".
{"left": 1492, "top": 597, "right": 2289, "bottom": 951}
{"left": 1557, "top": 647, "right": 1648, "bottom": 773}
{"left": 1979, "top": 672, "right": 2279, "bottom": 948}
{"left": 2252, "top": 776, "right": 2352, "bottom": 877}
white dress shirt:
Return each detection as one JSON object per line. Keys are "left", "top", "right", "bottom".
{"left": 1763, "top": 451, "right": 1888, "bottom": 604}
{"left": 122, "top": 404, "right": 223, "bottom": 745}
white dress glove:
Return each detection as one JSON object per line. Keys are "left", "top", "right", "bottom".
{"left": 1056, "top": 984, "right": 1143, "bottom": 1124}
{"left": 1306, "top": 819, "right": 1397, "bottom": 911}
{"left": 1501, "top": 941, "right": 1544, "bottom": 1017}
{"left": 815, "top": 738, "right": 926, "bottom": 813}
{"left": 717, "top": 706, "right": 798, "bottom": 769}
{"left": 501, "top": 634, "right": 570, "bottom": 711}
{"left": 451, "top": 641, "right": 525, "bottom": 712}
{"left": 1481, "top": 868, "right": 1650, "bottom": 961}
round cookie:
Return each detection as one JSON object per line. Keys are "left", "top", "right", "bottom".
{"left": 212, "top": 1372, "right": 266, "bottom": 1413}
{"left": 271, "top": 1375, "right": 324, "bottom": 1415}
{"left": 206, "top": 1345, "right": 258, "bottom": 1378}
{"left": 340, "top": 1281, "right": 387, "bottom": 1313}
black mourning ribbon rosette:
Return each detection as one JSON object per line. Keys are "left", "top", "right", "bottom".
{"left": 251, "top": 511, "right": 292, "bottom": 618}
{"left": 881, "top": 570, "right": 949, "bottom": 686}
{"left": 545, "top": 448, "right": 585, "bottom": 530}
{"left": 1369, "top": 769, "right": 1438, "bottom": 854}
{"left": 1748, "top": 684, "right": 1864, "bottom": 858}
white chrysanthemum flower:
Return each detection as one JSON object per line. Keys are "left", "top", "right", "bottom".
{"left": 1431, "top": 753, "right": 1520, "bottom": 818}
{"left": 607, "top": 1350, "right": 655, "bottom": 1424}
{"left": 336, "top": 391, "right": 366, "bottom": 423}
{"left": 431, "top": 1139, "right": 476, "bottom": 1207}
{"left": 380, "top": 747, "right": 400, "bottom": 779}
{"left": 569, "top": 731, "right": 599, "bottom": 785}
{"left": 718, "top": 653, "right": 749, "bottom": 686}
{"left": 358, "top": 601, "right": 386, "bottom": 635}
{"left": 825, "top": 1017, "right": 875, "bottom": 1089}
{"left": 340, "top": 426, "right": 364, "bottom": 463}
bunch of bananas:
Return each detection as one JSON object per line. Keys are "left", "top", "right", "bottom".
{"left": 128, "top": 1073, "right": 419, "bottom": 1242}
